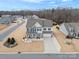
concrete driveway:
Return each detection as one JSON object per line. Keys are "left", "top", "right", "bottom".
{"left": 43, "top": 35, "right": 61, "bottom": 53}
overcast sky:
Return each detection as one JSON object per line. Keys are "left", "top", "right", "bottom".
{"left": 0, "top": 0, "right": 79, "bottom": 11}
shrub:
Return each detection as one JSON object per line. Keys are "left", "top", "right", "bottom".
{"left": 65, "top": 41, "right": 71, "bottom": 45}
{"left": 10, "top": 37, "right": 16, "bottom": 44}
{"left": 7, "top": 38, "right": 11, "bottom": 43}
{"left": 56, "top": 26, "right": 59, "bottom": 30}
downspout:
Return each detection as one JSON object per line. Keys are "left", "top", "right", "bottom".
{"left": 42, "top": 20, "right": 44, "bottom": 38}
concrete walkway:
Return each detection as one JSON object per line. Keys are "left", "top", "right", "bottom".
{"left": 43, "top": 36, "right": 61, "bottom": 53}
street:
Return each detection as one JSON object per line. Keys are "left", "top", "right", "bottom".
{"left": 0, "top": 21, "right": 25, "bottom": 41}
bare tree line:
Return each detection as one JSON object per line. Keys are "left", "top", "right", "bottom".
{"left": 0, "top": 8, "right": 79, "bottom": 24}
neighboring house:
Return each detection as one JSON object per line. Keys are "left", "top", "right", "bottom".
{"left": 26, "top": 15, "right": 40, "bottom": 20}
{"left": 1, "top": 15, "right": 10, "bottom": 17}
{"left": 26, "top": 18, "right": 53, "bottom": 39}
{"left": 14, "top": 15, "right": 23, "bottom": 19}
{"left": 32, "top": 15, "right": 40, "bottom": 19}
{"left": 60, "top": 23, "right": 79, "bottom": 39}
{"left": 0, "top": 16, "right": 15, "bottom": 24}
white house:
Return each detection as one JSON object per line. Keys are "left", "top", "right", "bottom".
{"left": 26, "top": 17, "right": 53, "bottom": 39}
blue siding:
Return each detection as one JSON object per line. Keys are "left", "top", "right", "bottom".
{"left": 28, "top": 28, "right": 37, "bottom": 33}
{"left": 0, "top": 16, "right": 15, "bottom": 24}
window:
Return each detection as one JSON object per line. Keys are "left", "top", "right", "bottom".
{"left": 78, "top": 34, "right": 79, "bottom": 37}
{"left": 30, "top": 28, "right": 36, "bottom": 32}
{"left": 37, "top": 28, "right": 41, "bottom": 31}
{"left": 37, "top": 29, "right": 39, "bottom": 31}
{"left": 71, "top": 29, "right": 74, "bottom": 32}
{"left": 30, "top": 29, "right": 33, "bottom": 32}
{"left": 33, "top": 28, "right": 36, "bottom": 32}
{"left": 48, "top": 28, "right": 51, "bottom": 30}
{"left": 43, "top": 28, "right": 46, "bottom": 30}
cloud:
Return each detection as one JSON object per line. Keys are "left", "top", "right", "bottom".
{"left": 62, "top": 0, "right": 73, "bottom": 2}
{"left": 22, "top": 0, "right": 44, "bottom": 3}
{"left": 50, "top": 1, "right": 55, "bottom": 4}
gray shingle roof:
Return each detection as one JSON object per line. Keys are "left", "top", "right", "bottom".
{"left": 0, "top": 16, "right": 15, "bottom": 24}
{"left": 63, "top": 23, "right": 79, "bottom": 36}
{"left": 26, "top": 18, "right": 52, "bottom": 28}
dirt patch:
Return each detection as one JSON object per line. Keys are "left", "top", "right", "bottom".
{"left": 0, "top": 24, "right": 8, "bottom": 31}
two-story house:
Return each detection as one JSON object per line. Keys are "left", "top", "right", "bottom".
{"left": 26, "top": 18, "right": 53, "bottom": 39}
{"left": 0, "top": 16, "right": 15, "bottom": 24}
{"left": 60, "top": 23, "right": 79, "bottom": 39}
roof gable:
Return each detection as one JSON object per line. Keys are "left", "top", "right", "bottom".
{"left": 27, "top": 18, "right": 52, "bottom": 28}
{"left": 33, "top": 22, "right": 42, "bottom": 27}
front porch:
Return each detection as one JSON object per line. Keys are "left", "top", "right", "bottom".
{"left": 27, "top": 33, "right": 43, "bottom": 39}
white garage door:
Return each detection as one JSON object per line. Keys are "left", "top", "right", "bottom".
{"left": 43, "top": 34, "right": 52, "bottom": 38}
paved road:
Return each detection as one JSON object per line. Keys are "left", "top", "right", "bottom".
{"left": 0, "top": 21, "right": 25, "bottom": 41}
{"left": 0, "top": 54, "right": 78, "bottom": 59}
{"left": 0, "top": 23, "right": 17, "bottom": 34}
